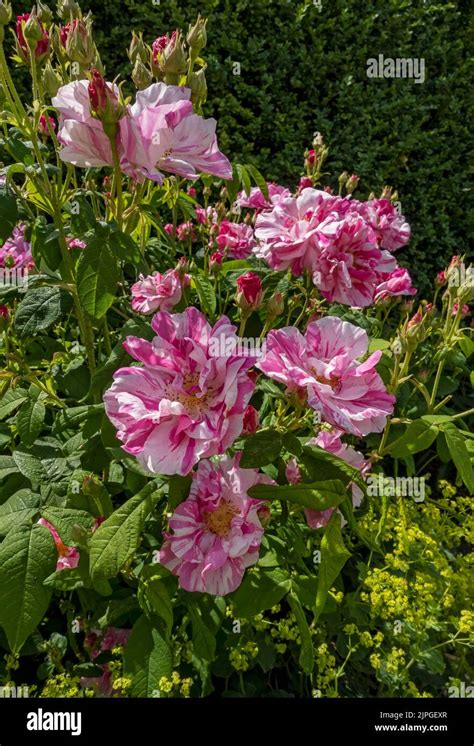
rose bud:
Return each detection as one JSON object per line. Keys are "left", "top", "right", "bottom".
{"left": 436, "top": 270, "right": 446, "bottom": 287}
{"left": 16, "top": 12, "right": 50, "bottom": 64}
{"left": 346, "top": 173, "right": 360, "bottom": 194}
{"left": 210, "top": 250, "right": 223, "bottom": 274}
{"left": 188, "top": 67, "right": 208, "bottom": 107}
{"left": 236, "top": 271, "right": 263, "bottom": 312}
{"left": 0, "top": 1, "right": 12, "bottom": 27}
{"left": 38, "top": 113, "right": 56, "bottom": 136}
{"left": 306, "top": 148, "right": 316, "bottom": 166}
{"left": 128, "top": 30, "right": 148, "bottom": 65}
{"left": 299, "top": 176, "right": 313, "bottom": 190}
{"left": 88, "top": 69, "right": 126, "bottom": 137}
{"left": 37, "top": 0, "right": 53, "bottom": 26}
{"left": 242, "top": 405, "right": 259, "bottom": 435}
{"left": 57, "top": 0, "right": 81, "bottom": 21}
{"left": 266, "top": 292, "right": 284, "bottom": 321}
{"left": 132, "top": 58, "right": 152, "bottom": 90}
{"left": 257, "top": 504, "right": 271, "bottom": 528}
{"left": 42, "top": 61, "right": 61, "bottom": 96}
{"left": 187, "top": 14, "right": 207, "bottom": 57}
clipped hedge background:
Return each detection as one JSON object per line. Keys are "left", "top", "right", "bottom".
{"left": 12, "top": 0, "right": 474, "bottom": 294}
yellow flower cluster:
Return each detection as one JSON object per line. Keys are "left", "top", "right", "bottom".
{"left": 158, "top": 671, "right": 193, "bottom": 697}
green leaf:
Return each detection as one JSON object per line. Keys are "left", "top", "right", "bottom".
{"left": 302, "top": 444, "right": 364, "bottom": 490}
{"left": 0, "top": 489, "right": 40, "bottom": 536}
{"left": 386, "top": 420, "right": 439, "bottom": 458}
{"left": 231, "top": 568, "right": 291, "bottom": 618}
{"left": 193, "top": 273, "right": 216, "bottom": 318}
{"left": 14, "top": 286, "right": 73, "bottom": 339}
{"left": 236, "top": 163, "right": 252, "bottom": 196}
{"left": 123, "top": 615, "right": 173, "bottom": 697}
{"left": 0, "top": 388, "right": 28, "bottom": 419}
{"left": 168, "top": 473, "right": 192, "bottom": 510}
{"left": 246, "top": 163, "right": 269, "bottom": 199}
{"left": 288, "top": 591, "right": 314, "bottom": 674}
{"left": 248, "top": 479, "right": 347, "bottom": 511}
{"left": 240, "top": 429, "right": 282, "bottom": 468}
{"left": 138, "top": 565, "right": 173, "bottom": 636}
{"left": 0, "top": 524, "right": 57, "bottom": 653}
{"left": 76, "top": 236, "right": 118, "bottom": 319}
{"left": 17, "top": 390, "right": 46, "bottom": 447}
{"left": 40, "top": 507, "right": 95, "bottom": 544}
{"left": 0, "top": 455, "right": 18, "bottom": 481}
{"left": 53, "top": 404, "right": 105, "bottom": 435}
{"left": 442, "top": 423, "right": 474, "bottom": 493}
{"left": 31, "top": 222, "right": 62, "bottom": 271}
{"left": 0, "top": 193, "right": 18, "bottom": 241}
{"left": 314, "top": 514, "right": 351, "bottom": 621}
{"left": 189, "top": 606, "right": 216, "bottom": 662}
{"left": 89, "top": 482, "right": 162, "bottom": 580}
{"left": 282, "top": 432, "right": 303, "bottom": 457}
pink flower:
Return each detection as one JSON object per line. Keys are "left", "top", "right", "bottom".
{"left": 216, "top": 220, "right": 255, "bottom": 259}
{"left": 314, "top": 214, "right": 397, "bottom": 307}
{"left": 242, "top": 404, "right": 259, "bottom": 434}
{"left": 195, "top": 206, "right": 218, "bottom": 225}
{"left": 37, "top": 518, "right": 80, "bottom": 572}
{"left": 374, "top": 267, "right": 417, "bottom": 303}
{"left": 257, "top": 316, "right": 395, "bottom": 436}
{"left": 285, "top": 458, "right": 301, "bottom": 485}
{"left": 0, "top": 224, "right": 34, "bottom": 270}
{"left": 103, "top": 308, "right": 257, "bottom": 475}
{"left": 236, "top": 183, "right": 291, "bottom": 211}
{"left": 254, "top": 188, "right": 351, "bottom": 275}
{"left": 159, "top": 455, "right": 274, "bottom": 595}
{"left": 131, "top": 268, "right": 186, "bottom": 314}
{"left": 358, "top": 199, "right": 410, "bottom": 251}
{"left": 176, "top": 222, "right": 196, "bottom": 242}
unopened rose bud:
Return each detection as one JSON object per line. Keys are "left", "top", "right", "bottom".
{"left": 38, "top": 113, "right": 56, "bottom": 136}
{"left": 210, "top": 250, "right": 223, "bottom": 274}
{"left": 188, "top": 67, "right": 207, "bottom": 106}
{"left": 0, "top": 304, "right": 9, "bottom": 331}
{"left": 175, "top": 256, "right": 189, "bottom": 278}
{"left": 128, "top": 31, "right": 148, "bottom": 65}
{"left": 242, "top": 405, "right": 259, "bottom": 435}
{"left": 187, "top": 15, "right": 207, "bottom": 57}
{"left": 88, "top": 69, "right": 126, "bottom": 137}
{"left": 436, "top": 270, "right": 446, "bottom": 287}
{"left": 0, "top": 1, "right": 12, "bottom": 26}
{"left": 57, "top": 0, "right": 81, "bottom": 21}
{"left": 381, "top": 185, "right": 392, "bottom": 200}
{"left": 299, "top": 176, "right": 313, "bottom": 190}
{"left": 236, "top": 271, "right": 263, "bottom": 312}
{"left": 16, "top": 12, "right": 50, "bottom": 63}
{"left": 42, "top": 61, "right": 61, "bottom": 96}
{"left": 338, "top": 171, "right": 349, "bottom": 188}
{"left": 187, "top": 186, "right": 197, "bottom": 198}
{"left": 407, "top": 310, "right": 423, "bottom": 333}
{"left": 62, "top": 16, "right": 95, "bottom": 67}
{"left": 306, "top": 148, "right": 316, "bottom": 166}
{"left": 266, "top": 292, "right": 284, "bottom": 320}
{"left": 37, "top": 0, "right": 53, "bottom": 26}
{"left": 346, "top": 173, "right": 360, "bottom": 194}
{"left": 132, "top": 57, "right": 152, "bottom": 90}
{"left": 452, "top": 302, "right": 469, "bottom": 317}
{"left": 257, "top": 504, "right": 271, "bottom": 528}
{"left": 161, "top": 30, "right": 187, "bottom": 79}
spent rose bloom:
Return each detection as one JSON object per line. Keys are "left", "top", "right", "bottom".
{"left": 374, "top": 267, "right": 417, "bottom": 303}
{"left": 257, "top": 316, "right": 395, "bottom": 436}
{"left": 216, "top": 220, "right": 256, "bottom": 259}
{"left": 0, "top": 224, "right": 34, "bottom": 270}
{"left": 104, "top": 308, "right": 257, "bottom": 475}
{"left": 37, "top": 518, "right": 80, "bottom": 572}
{"left": 159, "top": 455, "right": 274, "bottom": 595}
{"left": 131, "top": 269, "right": 188, "bottom": 314}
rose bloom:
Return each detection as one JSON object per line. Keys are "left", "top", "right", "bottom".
{"left": 104, "top": 308, "right": 257, "bottom": 475}
{"left": 53, "top": 81, "right": 232, "bottom": 181}
{"left": 216, "top": 220, "right": 256, "bottom": 259}
{"left": 131, "top": 268, "right": 188, "bottom": 315}
{"left": 314, "top": 213, "right": 397, "bottom": 307}
{"left": 0, "top": 224, "right": 34, "bottom": 270}
{"left": 159, "top": 455, "right": 274, "bottom": 595}
{"left": 254, "top": 188, "right": 351, "bottom": 275}
{"left": 66, "top": 237, "right": 87, "bottom": 250}
{"left": 37, "top": 518, "right": 80, "bottom": 572}
{"left": 235, "top": 183, "right": 291, "bottom": 211}
{"left": 257, "top": 315, "right": 395, "bottom": 436}
{"left": 374, "top": 267, "right": 417, "bottom": 303}
{"left": 358, "top": 198, "right": 410, "bottom": 251}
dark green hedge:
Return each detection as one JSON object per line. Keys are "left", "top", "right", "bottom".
{"left": 11, "top": 0, "right": 474, "bottom": 294}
